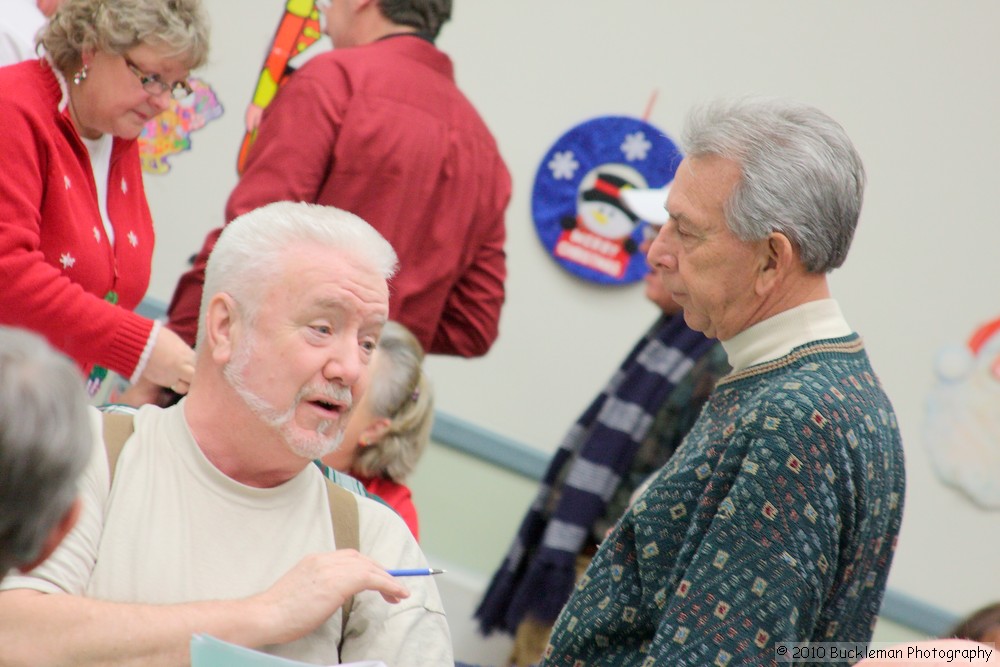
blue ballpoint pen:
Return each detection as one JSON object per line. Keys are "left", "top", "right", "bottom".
{"left": 387, "top": 568, "right": 446, "bottom": 577}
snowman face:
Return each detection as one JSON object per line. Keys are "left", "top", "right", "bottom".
{"left": 577, "top": 200, "right": 637, "bottom": 240}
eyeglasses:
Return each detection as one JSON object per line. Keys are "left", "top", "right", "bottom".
{"left": 123, "top": 55, "right": 193, "bottom": 101}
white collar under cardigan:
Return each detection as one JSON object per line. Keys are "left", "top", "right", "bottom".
{"left": 721, "top": 298, "right": 853, "bottom": 372}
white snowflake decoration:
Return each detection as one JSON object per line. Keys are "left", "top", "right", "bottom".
{"left": 121, "top": 177, "right": 128, "bottom": 194}
{"left": 60, "top": 252, "right": 76, "bottom": 269}
{"left": 128, "top": 231, "right": 138, "bottom": 247}
{"left": 621, "top": 132, "right": 652, "bottom": 162}
{"left": 93, "top": 227, "right": 100, "bottom": 243}
{"left": 548, "top": 150, "right": 580, "bottom": 180}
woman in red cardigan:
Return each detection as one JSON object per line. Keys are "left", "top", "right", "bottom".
{"left": 321, "top": 321, "right": 434, "bottom": 540}
{"left": 0, "top": 0, "right": 209, "bottom": 402}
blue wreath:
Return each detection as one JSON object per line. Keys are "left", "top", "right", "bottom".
{"left": 532, "top": 115, "right": 681, "bottom": 285}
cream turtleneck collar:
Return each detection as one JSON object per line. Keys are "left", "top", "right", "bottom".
{"left": 721, "top": 299, "right": 853, "bottom": 372}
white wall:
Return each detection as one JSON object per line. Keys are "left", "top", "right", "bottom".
{"left": 143, "top": 1, "right": 1000, "bottom": 623}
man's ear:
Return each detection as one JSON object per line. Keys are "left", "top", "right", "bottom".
{"left": 19, "top": 498, "right": 82, "bottom": 573}
{"left": 205, "top": 293, "right": 240, "bottom": 365}
{"left": 756, "top": 232, "right": 795, "bottom": 295}
{"left": 360, "top": 418, "right": 391, "bottom": 446}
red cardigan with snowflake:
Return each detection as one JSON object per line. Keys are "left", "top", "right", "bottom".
{"left": 0, "top": 59, "right": 155, "bottom": 380}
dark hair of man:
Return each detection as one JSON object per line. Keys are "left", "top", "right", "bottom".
{"left": 378, "top": 0, "right": 451, "bottom": 40}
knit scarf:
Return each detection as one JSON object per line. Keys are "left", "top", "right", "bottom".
{"left": 475, "top": 313, "right": 717, "bottom": 634}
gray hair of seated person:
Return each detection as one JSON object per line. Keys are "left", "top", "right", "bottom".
{"left": 198, "top": 202, "right": 398, "bottom": 348}
{"left": 41, "top": 0, "right": 210, "bottom": 73}
{"left": 682, "top": 97, "right": 866, "bottom": 273}
{"left": 354, "top": 321, "right": 433, "bottom": 482}
{"left": 378, "top": 0, "right": 452, "bottom": 40}
{"left": 0, "top": 327, "right": 91, "bottom": 577}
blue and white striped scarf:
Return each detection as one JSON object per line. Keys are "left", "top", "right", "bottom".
{"left": 475, "top": 313, "right": 717, "bottom": 634}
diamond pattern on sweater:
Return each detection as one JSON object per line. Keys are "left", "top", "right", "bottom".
{"left": 542, "top": 336, "right": 905, "bottom": 667}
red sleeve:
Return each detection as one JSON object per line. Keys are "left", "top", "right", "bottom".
{"left": 0, "top": 222, "right": 153, "bottom": 375}
{"left": 429, "top": 157, "right": 511, "bottom": 357}
{"left": 167, "top": 61, "right": 349, "bottom": 346}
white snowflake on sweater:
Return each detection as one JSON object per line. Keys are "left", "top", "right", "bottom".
{"left": 621, "top": 131, "right": 652, "bottom": 162}
{"left": 548, "top": 150, "right": 580, "bottom": 180}
{"left": 60, "top": 253, "right": 75, "bottom": 269}
{"left": 128, "top": 231, "right": 138, "bottom": 247}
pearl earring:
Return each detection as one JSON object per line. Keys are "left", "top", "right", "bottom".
{"left": 72, "top": 64, "right": 89, "bottom": 85}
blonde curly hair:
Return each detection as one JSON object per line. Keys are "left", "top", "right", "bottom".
{"left": 40, "top": 0, "right": 209, "bottom": 74}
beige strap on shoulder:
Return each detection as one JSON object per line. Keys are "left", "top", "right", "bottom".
{"left": 100, "top": 413, "right": 361, "bottom": 648}
{"left": 324, "top": 478, "right": 360, "bottom": 646}
{"left": 101, "top": 411, "right": 135, "bottom": 485}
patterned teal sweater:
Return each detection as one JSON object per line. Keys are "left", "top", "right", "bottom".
{"left": 542, "top": 335, "right": 905, "bottom": 666}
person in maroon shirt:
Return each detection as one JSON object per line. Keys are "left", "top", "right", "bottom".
{"left": 166, "top": 0, "right": 511, "bottom": 359}
{"left": 321, "top": 320, "right": 433, "bottom": 540}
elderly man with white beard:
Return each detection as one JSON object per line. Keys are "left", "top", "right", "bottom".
{"left": 0, "top": 201, "right": 452, "bottom": 666}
